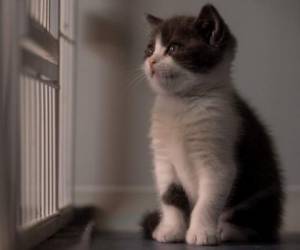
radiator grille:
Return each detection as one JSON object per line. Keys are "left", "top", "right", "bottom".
{"left": 20, "top": 74, "right": 58, "bottom": 227}
{"left": 26, "top": 0, "right": 50, "bottom": 32}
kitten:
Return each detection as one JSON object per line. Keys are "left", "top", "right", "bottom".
{"left": 140, "top": 4, "right": 283, "bottom": 246}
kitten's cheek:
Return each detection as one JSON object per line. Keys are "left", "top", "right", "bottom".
{"left": 143, "top": 64, "right": 150, "bottom": 79}
{"left": 144, "top": 63, "right": 152, "bottom": 76}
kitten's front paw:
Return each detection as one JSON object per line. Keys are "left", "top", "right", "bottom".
{"left": 152, "top": 223, "right": 186, "bottom": 243}
{"left": 186, "top": 226, "right": 219, "bottom": 245}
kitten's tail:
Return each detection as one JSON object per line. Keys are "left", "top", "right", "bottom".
{"left": 140, "top": 210, "right": 160, "bottom": 239}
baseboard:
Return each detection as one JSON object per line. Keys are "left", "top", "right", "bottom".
{"left": 75, "top": 185, "right": 156, "bottom": 232}
{"left": 284, "top": 186, "right": 300, "bottom": 233}
{"left": 75, "top": 185, "right": 300, "bottom": 233}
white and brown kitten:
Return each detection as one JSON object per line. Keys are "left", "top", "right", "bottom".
{"left": 141, "top": 4, "right": 283, "bottom": 246}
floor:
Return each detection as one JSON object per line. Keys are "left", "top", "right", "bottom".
{"left": 91, "top": 232, "right": 300, "bottom": 250}
{"left": 33, "top": 207, "right": 300, "bottom": 250}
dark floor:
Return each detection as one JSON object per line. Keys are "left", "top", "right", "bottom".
{"left": 92, "top": 232, "right": 300, "bottom": 250}
{"left": 33, "top": 208, "right": 300, "bottom": 250}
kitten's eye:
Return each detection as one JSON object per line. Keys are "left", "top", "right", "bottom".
{"left": 167, "top": 43, "right": 182, "bottom": 55}
{"left": 145, "top": 44, "right": 154, "bottom": 57}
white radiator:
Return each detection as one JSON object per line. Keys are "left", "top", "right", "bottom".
{"left": 17, "top": 0, "right": 76, "bottom": 246}
{"left": 0, "top": 0, "right": 76, "bottom": 248}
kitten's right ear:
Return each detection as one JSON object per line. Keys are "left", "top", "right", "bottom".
{"left": 145, "top": 13, "right": 163, "bottom": 27}
{"left": 195, "top": 4, "right": 226, "bottom": 47}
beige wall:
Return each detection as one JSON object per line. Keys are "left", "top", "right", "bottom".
{"left": 74, "top": 0, "right": 300, "bottom": 231}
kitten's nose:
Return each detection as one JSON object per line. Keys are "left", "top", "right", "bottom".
{"left": 149, "top": 58, "right": 157, "bottom": 66}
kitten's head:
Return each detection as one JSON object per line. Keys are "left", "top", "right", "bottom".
{"left": 143, "top": 4, "right": 237, "bottom": 96}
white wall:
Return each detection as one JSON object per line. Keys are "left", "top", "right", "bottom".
{"left": 75, "top": 0, "right": 300, "bottom": 231}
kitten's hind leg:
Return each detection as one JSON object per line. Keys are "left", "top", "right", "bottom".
{"left": 219, "top": 187, "right": 282, "bottom": 243}
{"left": 218, "top": 221, "right": 257, "bottom": 242}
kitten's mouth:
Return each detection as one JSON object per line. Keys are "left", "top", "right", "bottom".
{"left": 150, "top": 68, "right": 155, "bottom": 77}
{"left": 153, "top": 71, "right": 179, "bottom": 80}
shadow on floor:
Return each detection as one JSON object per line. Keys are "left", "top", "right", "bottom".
{"left": 92, "top": 232, "right": 300, "bottom": 250}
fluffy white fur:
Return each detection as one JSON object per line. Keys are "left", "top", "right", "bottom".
{"left": 144, "top": 37, "right": 241, "bottom": 245}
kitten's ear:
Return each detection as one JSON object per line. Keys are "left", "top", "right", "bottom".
{"left": 145, "top": 13, "right": 163, "bottom": 27}
{"left": 195, "top": 4, "right": 226, "bottom": 47}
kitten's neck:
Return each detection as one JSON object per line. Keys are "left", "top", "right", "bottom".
{"left": 156, "top": 76, "right": 235, "bottom": 102}
{"left": 154, "top": 85, "right": 235, "bottom": 117}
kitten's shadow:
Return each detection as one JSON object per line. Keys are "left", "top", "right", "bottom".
{"left": 147, "top": 234, "right": 300, "bottom": 250}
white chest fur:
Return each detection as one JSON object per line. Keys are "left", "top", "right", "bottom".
{"left": 150, "top": 93, "right": 239, "bottom": 203}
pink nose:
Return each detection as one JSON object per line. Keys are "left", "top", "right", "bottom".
{"left": 149, "top": 58, "right": 157, "bottom": 66}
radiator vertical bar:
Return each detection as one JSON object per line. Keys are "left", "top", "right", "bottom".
{"left": 44, "top": 85, "right": 49, "bottom": 216}
{"left": 55, "top": 85, "right": 59, "bottom": 212}
{"left": 20, "top": 75, "right": 26, "bottom": 225}
{"left": 28, "top": 77, "right": 33, "bottom": 224}
{"left": 47, "top": 85, "right": 51, "bottom": 216}
{"left": 25, "top": 76, "right": 29, "bottom": 225}
{"left": 41, "top": 0, "right": 44, "bottom": 28}
{"left": 37, "top": 0, "right": 40, "bottom": 25}
{"left": 44, "top": 0, "right": 47, "bottom": 29}
{"left": 44, "top": 0, "right": 46, "bottom": 29}
{"left": 53, "top": 88, "right": 57, "bottom": 212}
{"left": 47, "top": 0, "right": 50, "bottom": 32}
{"left": 35, "top": 80, "right": 41, "bottom": 220}
{"left": 49, "top": 86, "right": 53, "bottom": 214}
{"left": 66, "top": 45, "right": 70, "bottom": 204}
{"left": 49, "top": 88, "right": 53, "bottom": 214}
{"left": 52, "top": 88, "right": 56, "bottom": 213}
{"left": 59, "top": 38, "right": 63, "bottom": 207}
{"left": 40, "top": 83, "right": 45, "bottom": 218}
{"left": 32, "top": 79, "right": 37, "bottom": 222}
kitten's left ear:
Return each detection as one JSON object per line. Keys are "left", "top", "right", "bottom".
{"left": 145, "top": 13, "right": 163, "bottom": 27}
{"left": 195, "top": 4, "right": 226, "bottom": 47}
